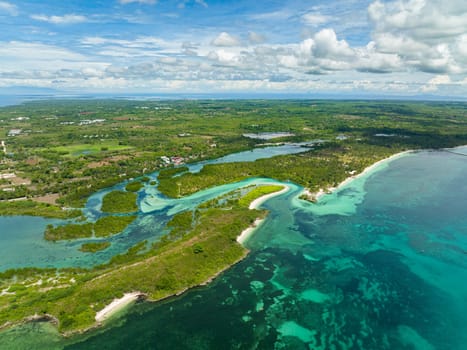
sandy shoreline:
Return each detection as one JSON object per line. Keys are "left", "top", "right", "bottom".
{"left": 248, "top": 184, "right": 290, "bottom": 210}
{"left": 237, "top": 218, "right": 265, "bottom": 244}
{"left": 237, "top": 184, "right": 290, "bottom": 244}
{"left": 302, "top": 150, "right": 413, "bottom": 203}
{"left": 95, "top": 292, "right": 144, "bottom": 322}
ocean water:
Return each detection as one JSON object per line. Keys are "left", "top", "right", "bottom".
{"left": 1, "top": 148, "right": 466, "bottom": 349}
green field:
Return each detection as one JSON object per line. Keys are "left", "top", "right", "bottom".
{"left": 50, "top": 142, "right": 133, "bottom": 157}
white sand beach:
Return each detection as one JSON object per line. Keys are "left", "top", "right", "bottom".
{"left": 237, "top": 218, "right": 265, "bottom": 244}
{"left": 248, "top": 184, "right": 290, "bottom": 209}
{"left": 237, "top": 184, "right": 290, "bottom": 244}
{"left": 304, "top": 150, "right": 413, "bottom": 202}
{"left": 95, "top": 292, "right": 143, "bottom": 322}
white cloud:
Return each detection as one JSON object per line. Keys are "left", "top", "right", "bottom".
{"left": 368, "top": 0, "right": 467, "bottom": 74}
{"left": 2, "top": 0, "right": 467, "bottom": 96}
{"left": 119, "top": 0, "right": 157, "bottom": 4}
{"left": 248, "top": 32, "right": 266, "bottom": 44}
{"left": 302, "top": 12, "right": 330, "bottom": 26}
{"left": 312, "top": 29, "right": 354, "bottom": 59}
{"left": 356, "top": 42, "right": 402, "bottom": 73}
{"left": 422, "top": 74, "right": 451, "bottom": 92}
{"left": 80, "top": 36, "right": 181, "bottom": 60}
{"left": 249, "top": 10, "right": 291, "bottom": 21}
{"left": 31, "top": 14, "right": 88, "bottom": 24}
{"left": 0, "top": 41, "right": 108, "bottom": 73}
{"left": 211, "top": 32, "right": 241, "bottom": 47}
{"left": 0, "top": 1, "right": 18, "bottom": 16}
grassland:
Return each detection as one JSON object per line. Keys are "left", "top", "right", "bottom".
{"left": 237, "top": 185, "right": 285, "bottom": 208}
{"left": 50, "top": 142, "right": 133, "bottom": 157}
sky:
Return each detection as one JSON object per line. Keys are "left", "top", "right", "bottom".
{"left": 0, "top": 0, "right": 466, "bottom": 97}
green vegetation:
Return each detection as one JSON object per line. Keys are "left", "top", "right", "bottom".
{"left": 158, "top": 142, "right": 400, "bottom": 197}
{"left": 44, "top": 223, "right": 94, "bottom": 241}
{"left": 101, "top": 191, "right": 138, "bottom": 213}
{"left": 94, "top": 216, "right": 136, "bottom": 237}
{"left": 79, "top": 241, "right": 111, "bottom": 253}
{"left": 44, "top": 215, "right": 136, "bottom": 241}
{"left": 0, "top": 196, "right": 262, "bottom": 333}
{"left": 0, "top": 200, "right": 81, "bottom": 219}
{"left": 0, "top": 99, "right": 466, "bottom": 207}
{"left": 50, "top": 142, "right": 132, "bottom": 157}
{"left": 1, "top": 99, "right": 467, "bottom": 335}
{"left": 158, "top": 166, "right": 189, "bottom": 179}
{"left": 125, "top": 181, "right": 143, "bottom": 192}
{"left": 238, "top": 185, "right": 285, "bottom": 208}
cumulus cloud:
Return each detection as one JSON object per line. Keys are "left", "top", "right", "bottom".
{"left": 31, "top": 14, "right": 88, "bottom": 24}
{"left": 211, "top": 32, "right": 241, "bottom": 47}
{"left": 312, "top": 29, "right": 354, "bottom": 59}
{"left": 0, "top": 1, "right": 18, "bottom": 16}
{"left": 2, "top": 0, "right": 467, "bottom": 95}
{"left": 368, "top": 0, "right": 467, "bottom": 74}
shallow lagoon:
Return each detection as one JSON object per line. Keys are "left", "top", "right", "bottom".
{"left": 0, "top": 143, "right": 309, "bottom": 271}
{"left": 1, "top": 147, "right": 467, "bottom": 349}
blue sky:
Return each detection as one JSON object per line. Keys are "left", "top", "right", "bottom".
{"left": 0, "top": 0, "right": 466, "bottom": 96}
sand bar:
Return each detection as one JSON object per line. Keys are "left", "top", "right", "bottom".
{"left": 95, "top": 292, "right": 143, "bottom": 322}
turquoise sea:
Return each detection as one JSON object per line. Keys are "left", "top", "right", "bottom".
{"left": 1, "top": 147, "right": 466, "bottom": 349}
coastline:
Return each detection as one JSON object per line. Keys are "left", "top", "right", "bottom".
{"left": 237, "top": 184, "right": 290, "bottom": 244}
{"left": 248, "top": 184, "right": 290, "bottom": 210}
{"left": 237, "top": 218, "right": 265, "bottom": 244}
{"left": 0, "top": 152, "right": 415, "bottom": 336}
{"left": 95, "top": 292, "right": 145, "bottom": 323}
{"left": 302, "top": 150, "right": 413, "bottom": 203}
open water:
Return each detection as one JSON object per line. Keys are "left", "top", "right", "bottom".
{"left": 1, "top": 147, "right": 466, "bottom": 349}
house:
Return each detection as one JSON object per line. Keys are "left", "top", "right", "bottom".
{"left": 8, "top": 129, "right": 22, "bottom": 137}
{"left": 171, "top": 156, "right": 185, "bottom": 166}
{"left": 160, "top": 156, "right": 171, "bottom": 164}
{"left": 0, "top": 173, "right": 16, "bottom": 179}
